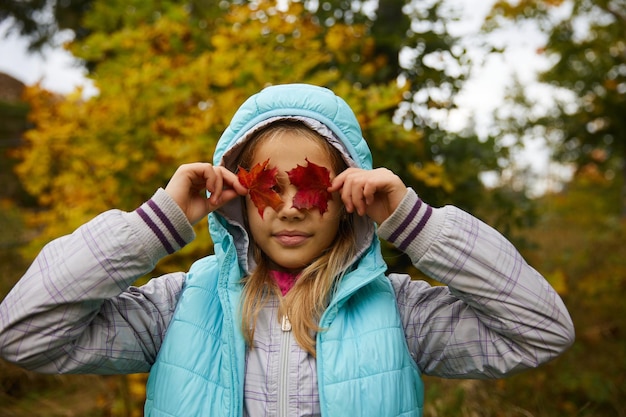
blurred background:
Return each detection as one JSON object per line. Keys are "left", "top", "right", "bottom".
{"left": 0, "top": 0, "right": 624, "bottom": 416}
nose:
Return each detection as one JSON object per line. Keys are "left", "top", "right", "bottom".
{"left": 277, "top": 186, "right": 304, "bottom": 220}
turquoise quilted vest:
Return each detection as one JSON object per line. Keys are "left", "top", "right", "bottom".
{"left": 145, "top": 234, "right": 424, "bottom": 416}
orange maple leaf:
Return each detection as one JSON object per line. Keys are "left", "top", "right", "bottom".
{"left": 237, "top": 159, "right": 283, "bottom": 218}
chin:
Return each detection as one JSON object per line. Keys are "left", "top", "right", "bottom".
{"left": 271, "top": 256, "right": 315, "bottom": 272}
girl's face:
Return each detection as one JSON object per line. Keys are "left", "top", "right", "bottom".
{"left": 245, "top": 132, "right": 342, "bottom": 272}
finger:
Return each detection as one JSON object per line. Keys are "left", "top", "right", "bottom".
{"left": 206, "top": 168, "right": 249, "bottom": 209}
{"left": 328, "top": 170, "right": 347, "bottom": 193}
{"left": 352, "top": 182, "right": 367, "bottom": 216}
{"left": 211, "top": 189, "right": 240, "bottom": 207}
{"left": 343, "top": 175, "right": 364, "bottom": 215}
{"left": 363, "top": 181, "right": 377, "bottom": 207}
{"left": 221, "top": 168, "right": 249, "bottom": 196}
{"left": 208, "top": 169, "right": 224, "bottom": 205}
{"left": 338, "top": 175, "right": 356, "bottom": 214}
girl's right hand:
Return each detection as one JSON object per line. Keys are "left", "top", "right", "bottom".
{"left": 164, "top": 163, "right": 248, "bottom": 225}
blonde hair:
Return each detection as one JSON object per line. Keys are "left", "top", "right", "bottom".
{"left": 238, "top": 121, "right": 357, "bottom": 357}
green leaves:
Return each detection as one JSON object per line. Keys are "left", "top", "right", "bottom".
{"left": 487, "top": 0, "right": 626, "bottom": 215}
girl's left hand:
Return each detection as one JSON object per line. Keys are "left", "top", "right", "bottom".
{"left": 329, "top": 168, "right": 407, "bottom": 224}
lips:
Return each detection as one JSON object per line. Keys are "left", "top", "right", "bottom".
{"left": 273, "top": 230, "right": 311, "bottom": 247}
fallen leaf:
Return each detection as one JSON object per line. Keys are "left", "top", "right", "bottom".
{"left": 237, "top": 159, "right": 283, "bottom": 218}
{"left": 287, "top": 158, "right": 332, "bottom": 215}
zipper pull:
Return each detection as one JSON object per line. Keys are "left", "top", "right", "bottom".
{"left": 281, "top": 314, "right": 292, "bottom": 332}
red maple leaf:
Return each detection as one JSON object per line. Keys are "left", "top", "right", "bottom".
{"left": 237, "top": 159, "right": 283, "bottom": 218}
{"left": 287, "top": 158, "right": 332, "bottom": 215}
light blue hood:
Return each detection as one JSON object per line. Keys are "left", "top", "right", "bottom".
{"left": 213, "top": 83, "right": 372, "bottom": 169}
{"left": 209, "top": 83, "right": 376, "bottom": 274}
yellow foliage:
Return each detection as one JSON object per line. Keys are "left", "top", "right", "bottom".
{"left": 128, "top": 374, "right": 148, "bottom": 398}
{"left": 15, "top": 1, "right": 430, "bottom": 269}
{"left": 409, "top": 162, "right": 454, "bottom": 193}
{"left": 489, "top": 0, "right": 566, "bottom": 22}
{"left": 544, "top": 268, "right": 568, "bottom": 295}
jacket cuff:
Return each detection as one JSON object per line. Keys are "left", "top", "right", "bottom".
{"left": 126, "top": 188, "right": 196, "bottom": 262}
{"left": 377, "top": 188, "right": 446, "bottom": 262}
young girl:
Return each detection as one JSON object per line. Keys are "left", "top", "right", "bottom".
{"left": 0, "top": 84, "right": 574, "bottom": 417}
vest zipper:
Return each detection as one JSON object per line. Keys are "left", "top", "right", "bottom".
{"left": 278, "top": 314, "right": 291, "bottom": 417}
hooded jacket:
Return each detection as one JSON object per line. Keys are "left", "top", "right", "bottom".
{"left": 144, "top": 84, "right": 424, "bottom": 416}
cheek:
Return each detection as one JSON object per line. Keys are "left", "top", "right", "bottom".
{"left": 319, "top": 205, "right": 342, "bottom": 237}
{"left": 331, "top": 188, "right": 344, "bottom": 205}
{"left": 326, "top": 194, "right": 344, "bottom": 220}
{"left": 245, "top": 198, "right": 264, "bottom": 235}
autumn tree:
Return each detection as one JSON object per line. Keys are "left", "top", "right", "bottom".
{"left": 486, "top": 0, "right": 626, "bottom": 215}
{"left": 478, "top": 2, "right": 626, "bottom": 413}
{"left": 4, "top": 0, "right": 525, "bottom": 213}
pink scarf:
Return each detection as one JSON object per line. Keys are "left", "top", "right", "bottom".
{"left": 270, "top": 270, "right": 300, "bottom": 296}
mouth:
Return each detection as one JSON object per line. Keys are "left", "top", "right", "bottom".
{"left": 273, "top": 231, "right": 312, "bottom": 247}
